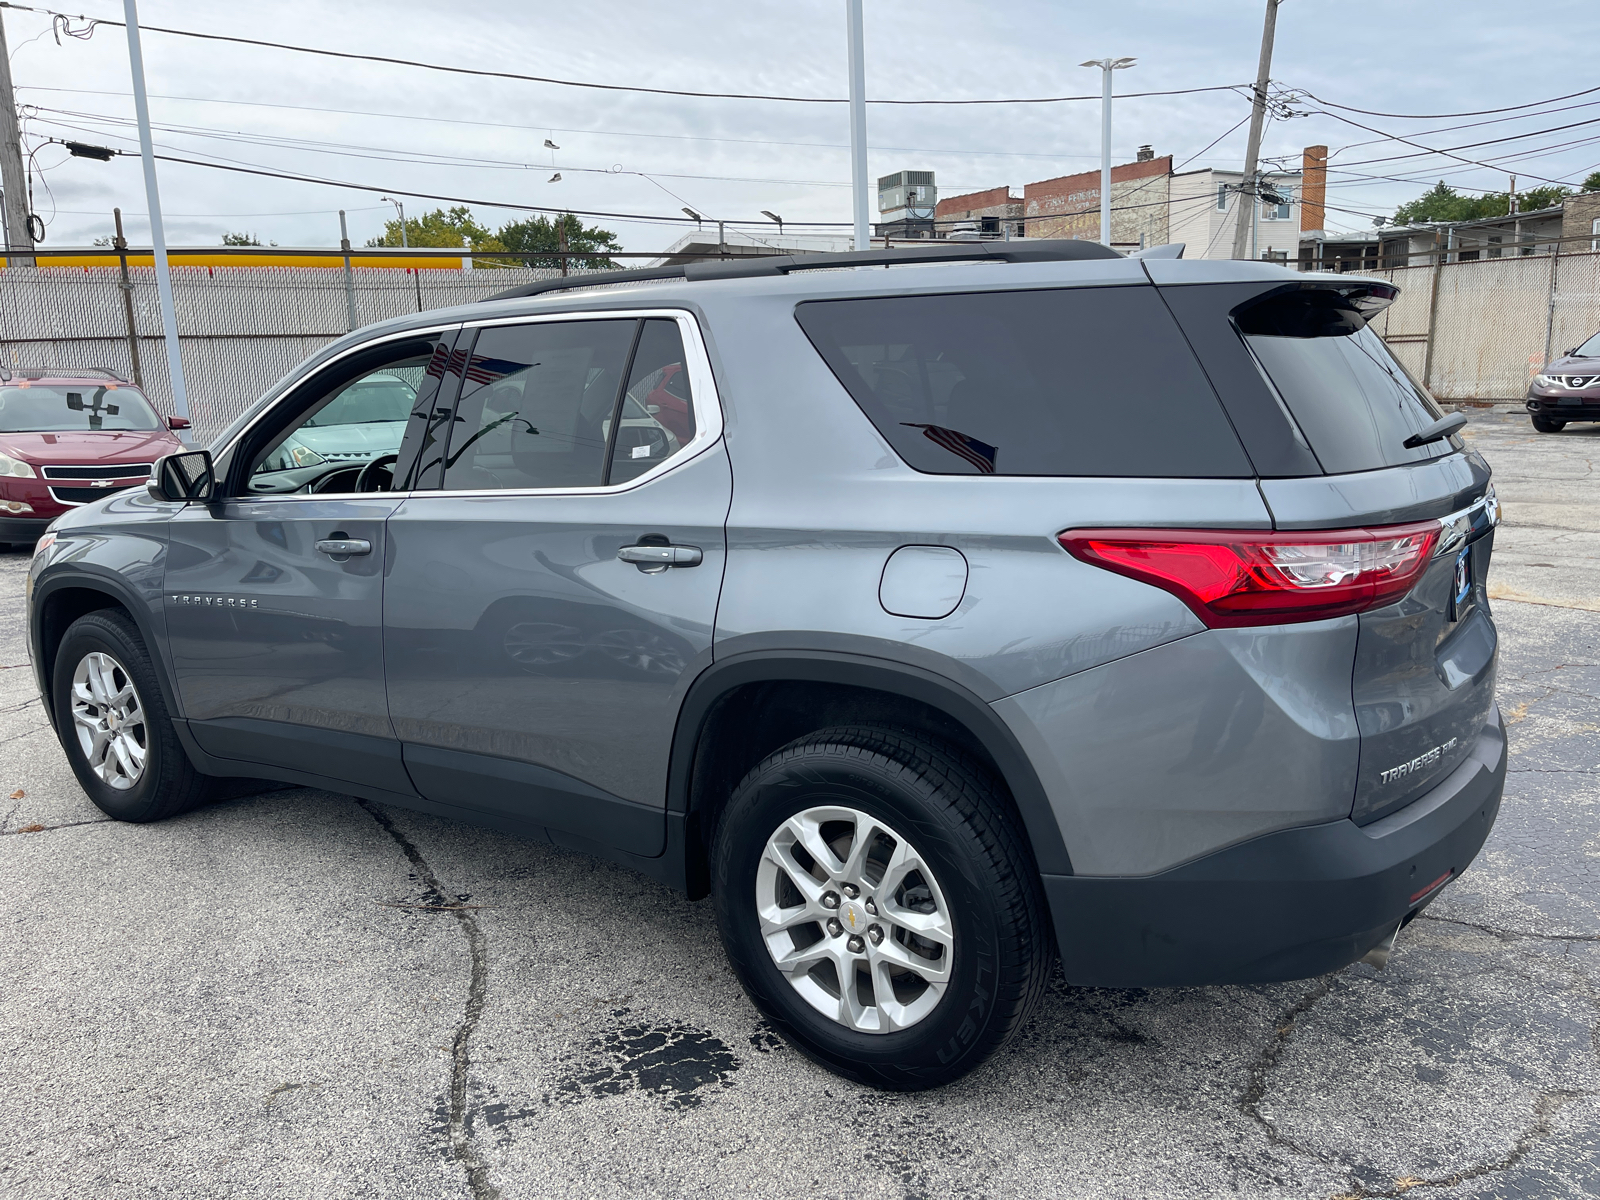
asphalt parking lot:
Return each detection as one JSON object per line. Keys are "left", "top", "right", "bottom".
{"left": 1, "top": 409, "right": 1596, "bottom": 1200}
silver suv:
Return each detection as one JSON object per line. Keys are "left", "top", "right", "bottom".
{"left": 26, "top": 242, "right": 1505, "bottom": 1089}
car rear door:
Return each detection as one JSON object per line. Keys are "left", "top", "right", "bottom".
{"left": 382, "top": 311, "right": 729, "bottom": 857}
{"left": 1158, "top": 274, "right": 1500, "bottom": 826}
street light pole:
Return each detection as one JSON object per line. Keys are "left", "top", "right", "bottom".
{"left": 381, "top": 196, "right": 408, "bottom": 247}
{"left": 123, "top": 0, "right": 189, "bottom": 420}
{"left": 846, "top": 0, "right": 870, "bottom": 251}
{"left": 1080, "top": 57, "right": 1136, "bottom": 247}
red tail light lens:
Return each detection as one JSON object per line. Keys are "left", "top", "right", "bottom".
{"left": 1058, "top": 522, "right": 1442, "bottom": 628}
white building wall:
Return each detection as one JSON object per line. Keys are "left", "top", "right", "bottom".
{"left": 1170, "top": 169, "right": 1301, "bottom": 261}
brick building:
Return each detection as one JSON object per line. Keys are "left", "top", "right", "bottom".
{"left": 933, "top": 186, "right": 1024, "bottom": 238}
{"left": 1022, "top": 150, "right": 1174, "bottom": 247}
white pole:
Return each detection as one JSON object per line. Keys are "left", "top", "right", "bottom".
{"left": 846, "top": 0, "right": 869, "bottom": 251}
{"left": 1099, "top": 64, "right": 1112, "bottom": 246}
{"left": 122, "top": 0, "right": 188, "bottom": 420}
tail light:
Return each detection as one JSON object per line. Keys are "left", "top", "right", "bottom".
{"left": 1058, "top": 522, "right": 1442, "bottom": 628}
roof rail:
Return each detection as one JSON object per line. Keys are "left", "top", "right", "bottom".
{"left": 483, "top": 239, "right": 1124, "bottom": 303}
{"left": 10, "top": 366, "right": 129, "bottom": 382}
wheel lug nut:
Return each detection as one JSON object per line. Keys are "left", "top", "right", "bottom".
{"left": 868, "top": 924, "right": 883, "bottom": 946}
{"left": 821, "top": 891, "right": 840, "bottom": 910}
{"left": 847, "top": 935, "right": 865, "bottom": 954}
{"left": 827, "top": 918, "right": 843, "bottom": 938}
{"left": 864, "top": 898, "right": 877, "bottom": 916}
{"left": 841, "top": 883, "right": 860, "bottom": 899}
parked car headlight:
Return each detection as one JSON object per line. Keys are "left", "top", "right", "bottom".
{"left": 1533, "top": 374, "right": 1557, "bottom": 388}
{"left": 0, "top": 452, "right": 36, "bottom": 477}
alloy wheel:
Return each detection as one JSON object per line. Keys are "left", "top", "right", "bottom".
{"left": 70, "top": 651, "right": 148, "bottom": 790}
{"left": 756, "top": 805, "right": 954, "bottom": 1034}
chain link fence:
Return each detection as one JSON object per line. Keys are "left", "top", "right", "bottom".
{"left": 0, "top": 264, "right": 587, "bottom": 443}
{"left": 1359, "top": 250, "right": 1600, "bottom": 401}
{"left": 3, "top": 252, "right": 1599, "bottom": 443}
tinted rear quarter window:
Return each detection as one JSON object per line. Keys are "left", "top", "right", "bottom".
{"left": 795, "top": 286, "right": 1251, "bottom": 478}
{"left": 1237, "top": 289, "right": 1448, "bottom": 475}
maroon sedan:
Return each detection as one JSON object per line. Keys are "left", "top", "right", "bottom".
{"left": 1527, "top": 329, "right": 1600, "bottom": 432}
{"left": 0, "top": 369, "right": 188, "bottom": 548}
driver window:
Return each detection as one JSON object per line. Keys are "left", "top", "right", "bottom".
{"left": 247, "top": 344, "right": 441, "bottom": 495}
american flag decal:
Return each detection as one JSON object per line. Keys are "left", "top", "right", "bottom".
{"left": 902, "top": 423, "right": 998, "bottom": 473}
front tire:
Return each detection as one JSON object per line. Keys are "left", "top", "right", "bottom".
{"left": 712, "top": 725, "right": 1052, "bottom": 1090}
{"left": 1531, "top": 415, "right": 1566, "bottom": 432}
{"left": 52, "top": 609, "right": 216, "bottom": 822}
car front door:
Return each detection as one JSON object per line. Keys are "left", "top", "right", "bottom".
{"left": 383, "top": 312, "right": 729, "bottom": 856}
{"left": 165, "top": 328, "right": 461, "bottom": 793}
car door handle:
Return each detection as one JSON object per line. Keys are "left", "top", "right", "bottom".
{"left": 617, "top": 543, "right": 702, "bottom": 568}
{"left": 315, "top": 538, "right": 372, "bottom": 556}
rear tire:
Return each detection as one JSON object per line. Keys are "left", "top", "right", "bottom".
{"left": 711, "top": 725, "right": 1052, "bottom": 1090}
{"left": 1531, "top": 416, "right": 1566, "bottom": 432}
{"left": 52, "top": 609, "right": 216, "bottom": 822}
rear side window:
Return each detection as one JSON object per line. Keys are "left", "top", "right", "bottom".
{"left": 795, "top": 286, "right": 1251, "bottom": 478}
{"left": 1237, "top": 289, "right": 1448, "bottom": 475}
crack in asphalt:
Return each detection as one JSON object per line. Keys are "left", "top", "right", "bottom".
{"left": 1420, "top": 913, "right": 1600, "bottom": 944}
{"left": 0, "top": 816, "right": 113, "bottom": 836}
{"left": 358, "top": 800, "right": 499, "bottom": 1200}
{"left": 1328, "top": 1090, "right": 1588, "bottom": 1199}
{"left": 1238, "top": 977, "right": 1347, "bottom": 1178}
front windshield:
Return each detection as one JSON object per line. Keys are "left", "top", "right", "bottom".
{"left": 0, "top": 383, "right": 164, "bottom": 433}
{"left": 1573, "top": 331, "right": 1600, "bottom": 358}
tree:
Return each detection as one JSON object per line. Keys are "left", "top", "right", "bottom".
{"left": 1584, "top": 171, "right": 1600, "bottom": 192}
{"left": 221, "top": 231, "right": 262, "bottom": 246}
{"left": 366, "top": 205, "right": 510, "bottom": 264}
{"left": 1392, "top": 181, "right": 1574, "bottom": 225}
{"left": 495, "top": 213, "right": 621, "bottom": 269}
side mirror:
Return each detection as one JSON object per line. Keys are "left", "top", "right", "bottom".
{"left": 166, "top": 415, "right": 191, "bottom": 431}
{"left": 147, "top": 450, "right": 216, "bottom": 503}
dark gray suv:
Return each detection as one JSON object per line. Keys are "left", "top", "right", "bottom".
{"left": 26, "top": 241, "right": 1505, "bottom": 1089}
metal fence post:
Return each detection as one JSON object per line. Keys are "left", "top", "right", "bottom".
{"left": 1422, "top": 233, "right": 1445, "bottom": 392}
{"left": 112, "top": 207, "right": 144, "bottom": 387}
{"left": 1543, "top": 243, "right": 1561, "bottom": 364}
{"left": 339, "top": 210, "right": 357, "bottom": 332}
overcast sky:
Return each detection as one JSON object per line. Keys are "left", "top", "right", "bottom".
{"left": 11, "top": 0, "right": 1600, "bottom": 253}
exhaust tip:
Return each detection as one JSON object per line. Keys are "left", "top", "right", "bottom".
{"left": 1360, "top": 926, "right": 1400, "bottom": 971}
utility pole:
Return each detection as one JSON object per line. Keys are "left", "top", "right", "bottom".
{"left": 1231, "top": 0, "right": 1281, "bottom": 261}
{"left": 124, "top": 0, "right": 189, "bottom": 419}
{"left": 845, "top": 0, "right": 869, "bottom": 251}
{"left": 112, "top": 208, "right": 144, "bottom": 387}
{"left": 0, "top": 12, "right": 37, "bottom": 267}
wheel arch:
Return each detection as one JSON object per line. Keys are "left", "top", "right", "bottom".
{"left": 667, "top": 650, "right": 1073, "bottom": 899}
{"left": 32, "top": 572, "right": 181, "bottom": 734}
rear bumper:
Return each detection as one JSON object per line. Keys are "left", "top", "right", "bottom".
{"left": 1044, "top": 709, "right": 1506, "bottom": 987}
{"left": 0, "top": 515, "right": 52, "bottom": 544}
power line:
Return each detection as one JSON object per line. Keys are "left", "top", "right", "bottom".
{"left": 0, "top": 3, "right": 1247, "bottom": 107}
{"left": 1326, "top": 97, "right": 1600, "bottom": 158}
{"left": 19, "top": 86, "right": 1113, "bottom": 163}
{"left": 1307, "top": 107, "right": 1590, "bottom": 188}
{"left": 1327, "top": 112, "right": 1600, "bottom": 170}
{"left": 29, "top": 108, "right": 868, "bottom": 188}
{"left": 130, "top": 150, "right": 855, "bottom": 228}
{"left": 1302, "top": 85, "right": 1600, "bottom": 121}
